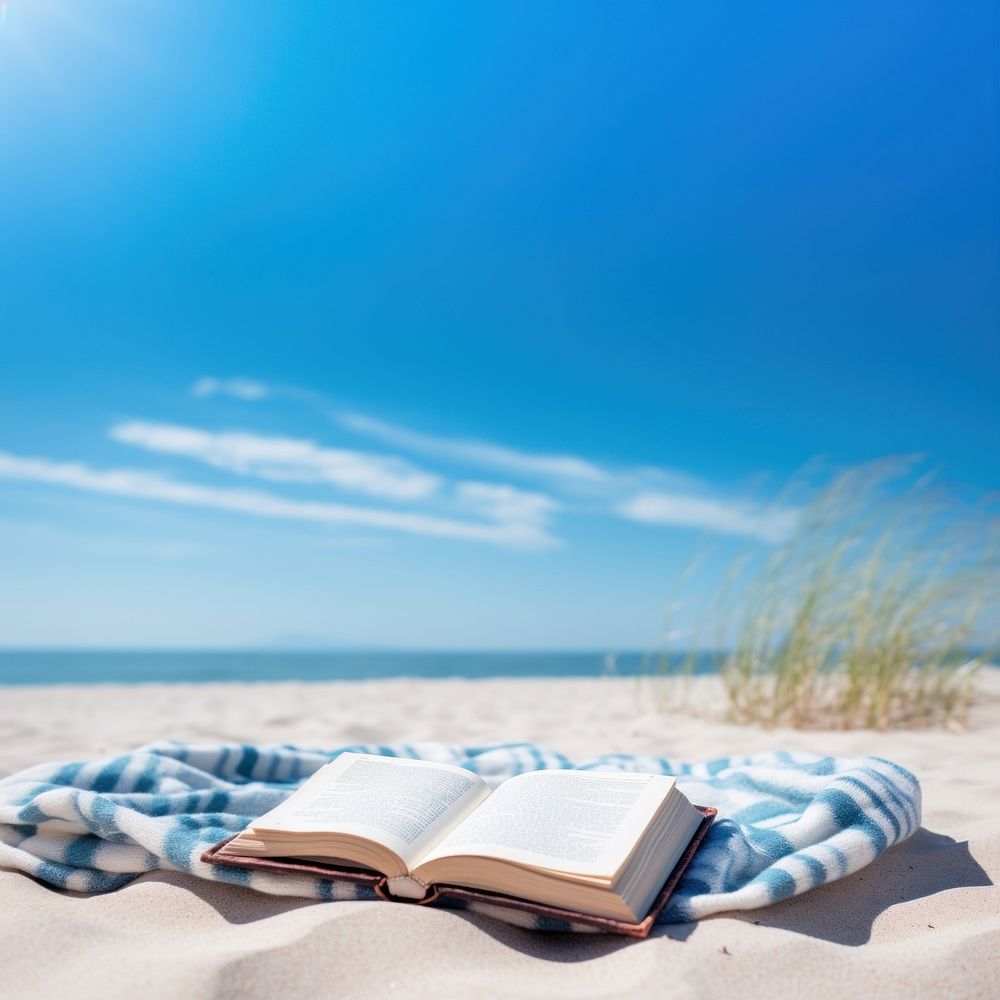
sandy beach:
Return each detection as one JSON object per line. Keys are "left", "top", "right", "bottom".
{"left": 2, "top": 674, "right": 999, "bottom": 999}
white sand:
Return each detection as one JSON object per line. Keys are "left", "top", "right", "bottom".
{"left": 2, "top": 674, "right": 999, "bottom": 999}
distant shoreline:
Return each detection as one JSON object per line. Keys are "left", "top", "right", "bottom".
{"left": 0, "top": 649, "right": 712, "bottom": 685}
{"left": 2, "top": 650, "right": 992, "bottom": 686}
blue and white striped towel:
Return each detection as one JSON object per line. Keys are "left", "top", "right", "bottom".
{"left": 0, "top": 741, "right": 920, "bottom": 930}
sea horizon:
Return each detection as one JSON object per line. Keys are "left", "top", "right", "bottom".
{"left": 2, "top": 649, "right": 992, "bottom": 686}
{"left": 0, "top": 649, "right": 720, "bottom": 685}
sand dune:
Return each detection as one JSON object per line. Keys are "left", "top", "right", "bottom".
{"left": 2, "top": 674, "right": 998, "bottom": 999}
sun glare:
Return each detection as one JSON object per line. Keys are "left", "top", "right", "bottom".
{"left": 0, "top": 0, "right": 153, "bottom": 122}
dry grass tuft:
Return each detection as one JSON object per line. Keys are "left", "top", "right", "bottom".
{"left": 650, "top": 458, "right": 999, "bottom": 729}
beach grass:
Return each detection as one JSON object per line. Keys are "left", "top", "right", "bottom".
{"left": 650, "top": 458, "right": 999, "bottom": 729}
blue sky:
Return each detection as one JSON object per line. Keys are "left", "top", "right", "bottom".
{"left": 0, "top": 1, "right": 997, "bottom": 649}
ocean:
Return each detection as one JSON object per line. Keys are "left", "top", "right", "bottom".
{"left": 0, "top": 650, "right": 721, "bottom": 685}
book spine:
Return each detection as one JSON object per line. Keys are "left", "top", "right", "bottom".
{"left": 374, "top": 876, "right": 440, "bottom": 905}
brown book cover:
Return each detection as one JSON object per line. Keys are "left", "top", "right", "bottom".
{"left": 201, "top": 806, "right": 716, "bottom": 938}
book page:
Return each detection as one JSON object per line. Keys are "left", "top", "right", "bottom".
{"left": 416, "top": 769, "right": 675, "bottom": 877}
{"left": 255, "top": 753, "right": 491, "bottom": 866}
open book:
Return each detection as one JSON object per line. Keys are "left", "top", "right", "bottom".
{"left": 215, "top": 752, "right": 708, "bottom": 924}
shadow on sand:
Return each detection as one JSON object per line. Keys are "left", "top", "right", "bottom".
{"left": 707, "top": 826, "right": 993, "bottom": 948}
{"left": 448, "top": 825, "right": 992, "bottom": 959}
{"left": 22, "top": 825, "right": 988, "bottom": 964}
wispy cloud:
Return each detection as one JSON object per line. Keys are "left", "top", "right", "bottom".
{"left": 189, "top": 378, "right": 799, "bottom": 544}
{"left": 191, "top": 376, "right": 271, "bottom": 401}
{"left": 617, "top": 491, "right": 798, "bottom": 542}
{"left": 0, "top": 452, "right": 559, "bottom": 549}
{"left": 455, "top": 481, "right": 559, "bottom": 531}
{"left": 338, "top": 409, "right": 794, "bottom": 542}
{"left": 111, "top": 421, "right": 440, "bottom": 502}
{"left": 338, "top": 412, "right": 608, "bottom": 484}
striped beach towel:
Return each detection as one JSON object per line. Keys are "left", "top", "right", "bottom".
{"left": 0, "top": 741, "right": 920, "bottom": 930}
